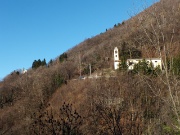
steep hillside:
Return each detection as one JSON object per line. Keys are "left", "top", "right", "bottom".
{"left": 0, "top": 0, "right": 180, "bottom": 134}
{"left": 67, "top": 0, "right": 180, "bottom": 71}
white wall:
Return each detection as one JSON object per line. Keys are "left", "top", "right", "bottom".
{"left": 113, "top": 47, "right": 162, "bottom": 70}
{"left": 114, "top": 47, "right": 120, "bottom": 70}
{"left": 127, "top": 58, "right": 162, "bottom": 70}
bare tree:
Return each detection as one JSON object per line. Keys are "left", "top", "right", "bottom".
{"left": 135, "top": 0, "right": 180, "bottom": 132}
{"left": 31, "top": 103, "right": 83, "bottom": 135}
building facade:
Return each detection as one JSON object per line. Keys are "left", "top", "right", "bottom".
{"left": 114, "top": 47, "right": 162, "bottom": 70}
{"left": 114, "top": 47, "right": 121, "bottom": 70}
{"left": 126, "top": 58, "right": 162, "bottom": 70}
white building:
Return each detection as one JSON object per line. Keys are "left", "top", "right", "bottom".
{"left": 21, "top": 68, "right": 27, "bottom": 74}
{"left": 114, "top": 47, "right": 121, "bottom": 70}
{"left": 127, "top": 58, "right": 162, "bottom": 70}
{"left": 114, "top": 47, "right": 162, "bottom": 70}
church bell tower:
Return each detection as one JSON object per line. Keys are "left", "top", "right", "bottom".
{"left": 114, "top": 47, "right": 120, "bottom": 70}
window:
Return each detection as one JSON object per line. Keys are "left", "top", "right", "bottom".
{"left": 116, "top": 55, "right": 117, "bottom": 57}
{"left": 129, "top": 62, "right": 133, "bottom": 65}
{"left": 155, "top": 61, "right": 157, "bottom": 62}
{"left": 115, "top": 51, "right": 117, "bottom": 54}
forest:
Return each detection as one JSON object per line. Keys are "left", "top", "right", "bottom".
{"left": 0, "top": 0, "right": 180, "bottom": 134}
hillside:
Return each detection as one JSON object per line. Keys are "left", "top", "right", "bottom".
{"left": 0, "top": 0, "right": 180, "bottom": 134}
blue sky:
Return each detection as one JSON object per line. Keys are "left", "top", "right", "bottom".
{"left": 0, "top": 0, "right": 157, "bottom": 79}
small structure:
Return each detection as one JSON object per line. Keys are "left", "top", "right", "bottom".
{"left": 22, "top": 68, "right": 27, "bottom": 74}
{"left": 114, "top": 47, "right": 162, "bottom": 70}
{"left": 114, "top": 47, "right": 121, "bottom": 70}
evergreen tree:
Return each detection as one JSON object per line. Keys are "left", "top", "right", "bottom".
{"left": 59, "top": 53, "right": 68, "bottom": 62}
{"left": 32, "top": 59, "right": 47, "bottom": 69}
{"left": 42, "top": 58, "right": 47, "bottom": 66}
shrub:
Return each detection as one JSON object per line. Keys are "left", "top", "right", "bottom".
{"left": 172, "top": 55, "right": 180, "bottom": 75}
{"left": 31, "top": 103, "right": 83, "bottom": 135}
{"left": 132, "top": 59, "right": 161, "bottom": 76}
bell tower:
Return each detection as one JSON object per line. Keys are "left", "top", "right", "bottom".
{"left": 114, "top": 47, "right": 120, "bottom": 70}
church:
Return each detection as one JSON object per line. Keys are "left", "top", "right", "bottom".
{"left": 114, "top": 47, "right": 162, "bottom": 70}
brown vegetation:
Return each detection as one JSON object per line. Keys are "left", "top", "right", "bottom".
{"left": 0, "top": 0, "right": 180, "bottom": 134}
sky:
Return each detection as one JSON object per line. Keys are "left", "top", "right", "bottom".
{"left": 0, "top": 0, "right": 158, "bottom": 80}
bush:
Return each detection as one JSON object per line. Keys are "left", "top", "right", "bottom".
{"left": 119, "top": 57, "right": 128, "bottom": 71}
{"left": 53, "top": 74, "right": 64, "bottom": 89}
{"left": 31, "top": 103, "right": 83, "bottom": 135}
{"left": 132, "top": 59, "right": 161, "bottom": 76}
{"left": 172, "top": 56, "right": 180, "bottom": 75}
